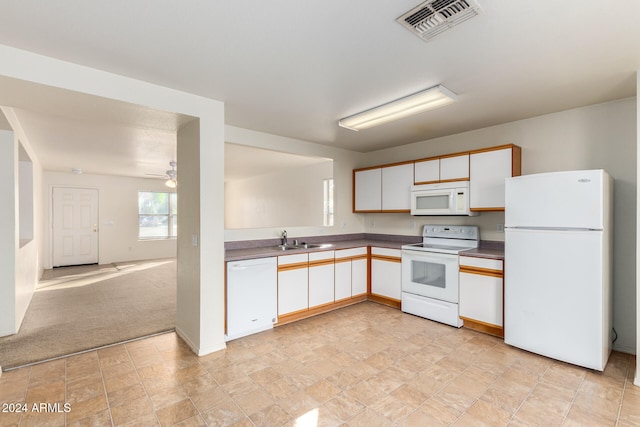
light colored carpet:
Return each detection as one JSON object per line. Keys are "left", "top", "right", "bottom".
{"left": 0, "top": 258, "right": 176, "bottom": 370}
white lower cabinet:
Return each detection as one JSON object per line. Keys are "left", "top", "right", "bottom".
{"left": 351, "top": 257, "right": 368, "bottom": 296}
{"left": 278, "top": 253, "right": 309, "bottom": 316}
{"left": 370, "top": 247, "right": 402, "bottom": 301}
{"left": 308, "top": 251, "right": 335, "bottom": 308}
{"left": 459, "top": 256, "right": 504, "bottom": 334}
{"left": 334, "top": 247, "right": 368, "bottom": 300}
{"left": 334, "top": 259, "right": 352, "bottom": 301}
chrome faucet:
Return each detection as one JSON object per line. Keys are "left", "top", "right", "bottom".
{"left": 281, "top": 230, "right": 288, "bottom": 246}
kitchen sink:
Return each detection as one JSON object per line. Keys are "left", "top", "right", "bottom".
{"left": 276, "top": 243, "right": 331, "bottom": 251}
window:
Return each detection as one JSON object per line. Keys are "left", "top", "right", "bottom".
{"left": 323, "top": 178, "right": 334, "bottom": 227}
{"left": 138, "top": 191, "right": 177, "bottom": 239}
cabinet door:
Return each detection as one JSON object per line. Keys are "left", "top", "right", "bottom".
{"left": 278, "top": 253, "right": 309, "bottom": 316}
{"left": 414, "top": 159, "right": 439, "bottom": 184}
{"left": 334, "top": 259, "right": 352, "bottom": 301}
{"left": 381, "top": 163, "right": 413, "bottom": 211}
{"left": 371, "top": 259, "right": 401, "bottom": 300}
{"left": 354, "top": 168, "right": 382, "bottom": 212}
{"left": 440, "top": 154, "right": 469, "bottom": 181}
{"left": 371, "top": 248, "right": 401, "bottom": 300}
{"left": 470, "top": 147, "right": 516, "bottom": 210}
{"left": 278, "top": 268, "right": 309, "bottom": 316}
{"left": 459, "top": 272, "right": 503, "bottom": 327}
{"left": 309, "top": 262, "right": 335, "bottom": 308}
{"left": 351, "top": 258, "right": 368, "bottom": 296}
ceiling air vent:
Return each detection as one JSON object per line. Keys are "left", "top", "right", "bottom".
{"left": 397, "top": 0, "right": 480, "bottom": 41}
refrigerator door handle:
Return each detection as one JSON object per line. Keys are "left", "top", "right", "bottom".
{"left": 505, "top": 226, "right": 601, "bottom": 232}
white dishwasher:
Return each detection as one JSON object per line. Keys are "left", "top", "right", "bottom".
{"left": 226, "top": 257, "right": 278, "bottom": 341}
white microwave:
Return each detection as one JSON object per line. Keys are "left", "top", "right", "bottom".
{"left": 410, "top": 182, "right": 477, "bottom": 216}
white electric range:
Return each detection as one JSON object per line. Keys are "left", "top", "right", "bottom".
{"left": 401, "top": 225, "right": 479, "bottom": 327}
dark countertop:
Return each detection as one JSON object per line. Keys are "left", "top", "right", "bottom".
{"left": 225, "top": 234, "right": 420, "bottom": 262}
{"left": 460, "top": 241, "right": 505, "bottom": 260}
{"left": 224, "top": 234, "right": 505, "bottom": 262}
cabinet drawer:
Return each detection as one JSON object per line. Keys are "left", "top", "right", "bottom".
{"left": 309, "top": 250, "right": 334, "bottom": 262}
{"left": 335, "top": 247, "right": 367, "bottom": 259}
{"left": 278, "top": 253, "right": 309, "bottom": 270}
{"left": 371, "top": 247, "right": 401, "bottom": 259}
{"left": 459, "top": 256, "right": 503, "bottom": 272}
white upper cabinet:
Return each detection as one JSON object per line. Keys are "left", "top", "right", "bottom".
{"left": 414, "top": 158, "right": 440, "bottom": 184}
{"left": 381, "top": 163, "right": 413, "bottom": 211}
{"left": 469, "top": 145, "right": 522, "bottom": 211}
{"left": 440, "top": 154, "right": 469, "bottom": 181}
{"left": 354, "top": 168, "right": 382, "bottom": 212}
{"left": 354, "top": 163, "right": 413, "bottom": 212}
{"left": 414, "top": 153, "right": 469, "bottom": 184}
{"left": 354, "top": 144, "right": 520, "bottom": 213}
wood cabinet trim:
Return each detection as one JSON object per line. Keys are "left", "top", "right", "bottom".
{"left": 371, "top": 254, "right": 402, "bottom": 263}
{"left": 334, "top": 253, "right": 369, "bottom": 263}
{"left": 277, "top": 262, "right": 309, "bottom": 272}
{"left": 414, "top": 150, "right": 470, "bottom": 164}
{"left": 380, "top": 160, "right": 416, "bottom": 169}
{"left": 355, "top": 144, "right": 521, "bottom": 179}
{"left": 308, "top": 259, "right": 335, "bottom": 268}
{"left": 368, "top": 293, "right": 401, "bottom": 309}
{"left": 460, "top": 316, "right": 504, "bottom": 338}
{"left": 469, "top": 143, "right": 520, "bottom": 155}
{"left": 460, "top": 266, "right": 503, "bottom": 278}
{"left": 276, "top": 295, "right": 366, "bottom": 326}
{"left": 512, "top": 145, "right": 522, "bottom": 177}
{"left": 414, "top": 179, "right": 441, "bottom": 185}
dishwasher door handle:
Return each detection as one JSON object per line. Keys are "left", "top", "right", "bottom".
{"left": 229, "top": 262, "right": 274, "bottom": 271}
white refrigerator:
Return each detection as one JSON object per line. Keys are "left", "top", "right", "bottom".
{"left": 504, "top": 169, "right": 613, "bottom": 371}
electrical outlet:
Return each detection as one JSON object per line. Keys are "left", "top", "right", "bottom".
{"left": 497, "top": 223, "right": 504, "bottom": 232}
{"left": 410, "top": 220, "right": 416, "bottom": 230}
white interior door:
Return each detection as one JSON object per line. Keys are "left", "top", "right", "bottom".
{"left": 53, "top": 187, "right": 99, "bottom": 267}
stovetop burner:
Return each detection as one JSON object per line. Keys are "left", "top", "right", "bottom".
{"left": 401, "top": 225, "right": 479, "bottom": 254}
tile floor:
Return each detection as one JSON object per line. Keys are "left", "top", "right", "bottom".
{"left": 0, "top": 301, "right": 638, "bottom": 427}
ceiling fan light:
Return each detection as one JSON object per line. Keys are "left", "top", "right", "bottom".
{"left": 165, "top": 160, "right": 177, "bottom": 188}
{"left": 339, "top": 85, "right": 457, "bottom": 131}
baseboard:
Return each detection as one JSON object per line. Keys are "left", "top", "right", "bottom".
{"left": 175, "top": 326, "right": 226, "bottom": 357}
{"left": 175, "top": 326, "right": 199, "bottom": 355}
{"left": 612, "top": 343, "right": 636, "bottom": 355}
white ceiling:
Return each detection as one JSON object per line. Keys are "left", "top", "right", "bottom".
{"left": 0, "top": 1, "right": 639, "bottom": 177}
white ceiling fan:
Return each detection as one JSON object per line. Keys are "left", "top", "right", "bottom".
{"left": 164, "top": 160, "right": 177, "bottom": 188}
{"left": 144, "top": 160, "right": 177, "bottom": 188}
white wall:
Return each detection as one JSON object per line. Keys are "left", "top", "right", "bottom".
{"left": 0, "top": 108, "right": 44, "bottom": 338}
{"left": 0, "top": 129, "right": 17, "bottom": 337}
{"left": 636, "top": 70, "right": 639, "bottom": 386}
{"left": 0, "top": 45, "right": 226, "bottom": 356}
{"left": 225, "top": 161, "right": 332, "bottom": 229}
{"left": 362, "top": 98, "right": 637, "bottom": 354}
{"left": 224, "top": 126, "right": 365, "bottom": 241}
{"left": 42, "top": 171, "right": 177, "bottom": 268}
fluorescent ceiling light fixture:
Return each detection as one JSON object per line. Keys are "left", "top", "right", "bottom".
{"left": 338, "top": 85, "right": 457, "bottom": 131}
